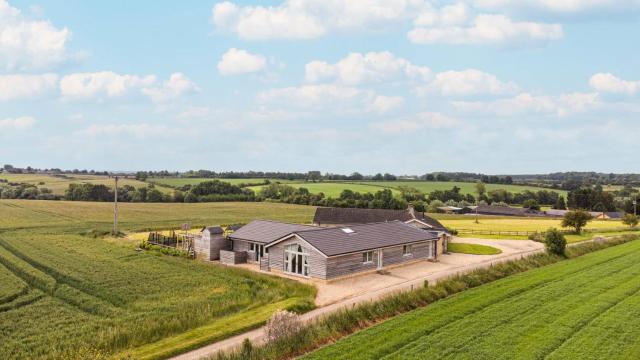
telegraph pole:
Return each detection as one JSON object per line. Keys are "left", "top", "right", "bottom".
{"left": 634, "top": 196, "right": 637, "bottom": 216}
{"left": 113, "top": 176, "right": 119, "bottom": 235}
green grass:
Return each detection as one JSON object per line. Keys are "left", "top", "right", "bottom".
{"left": 304, "top": 240, "right": 640, "bottom": 360}
{"left": 0, "top": 173, "right": 173, "bottom": 195}
{"left": 144, "top": 178, "right": 566, "bottom": 198}
{"left": 447, "top": 242, "right": 502, "bottom": 255}
{"left": 0, "top": 200, "right": 316, "bottom": 359}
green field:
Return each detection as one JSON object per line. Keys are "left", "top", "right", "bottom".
{"left": 448, "top": 242, "right": 502, "bottom": 255}
{"left": 305, "top": 240, "right": 640, "bottom": 360}
{"left": 0, "top": 200, "right": 316, "bottom": 359}
{"left": 0, "top": 173, "right": 173, "bottom": 195}
{"left": 148, "top": 177, "right": 291, "bottom": 187}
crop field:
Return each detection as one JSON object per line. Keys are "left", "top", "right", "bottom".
{"left": 439, "top": 217, "right": 625, "bottom": 232}
{"left": 305, "top": 240, "right": 640, "bottom": 360}
{"left": 0, "top": 173, "right": 173, "bottom": 195}
{"left": 0, "top": 200, "right": 316, "bottom": 359}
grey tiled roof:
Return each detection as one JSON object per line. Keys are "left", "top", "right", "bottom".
{"left": 228, "top": 220, "right": 316, "bottom": 244}
{"left": 202, "top": 226, "right": 224, "bottom": 234}
{"left": 291, "top": 221, "right": 440, "bottom": 257}
{"left": 313, "top": 207, "right": 446, "bottom": 230}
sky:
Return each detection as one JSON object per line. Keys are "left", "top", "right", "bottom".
{"left": 1, "top": 0, "right": 639, "bottom": 175}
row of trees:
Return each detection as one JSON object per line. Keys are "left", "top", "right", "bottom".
{"left": 0, "top": 183, "right": 58, "bottom": 200}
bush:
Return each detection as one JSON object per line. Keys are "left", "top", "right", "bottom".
{"left": 561, "top": 210, "right": 592, "bottom": 233}
{"left": 622, "top": 214, "right": 639, "bottom": 228}
{"left": 544, "top": 228, "right": 567, "bottom": 256}
{"left": 265, "top": 310, "right": 303, "bottom": 343}
{"left": 528, "top": 231, "right": 544, "bottom": 242}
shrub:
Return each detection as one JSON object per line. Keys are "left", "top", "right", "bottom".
{"left": 265, "top": 310, "right": 303, "bottom": 343}
{"left": 544, "top": 228, "right": 567, "bottom": 256}
{"left": 622, "top": 214, "right": 639, "bottom": 228}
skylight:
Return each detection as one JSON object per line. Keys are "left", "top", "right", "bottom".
{"left": 341, "top": 228, "right": 355, "bottom": 234}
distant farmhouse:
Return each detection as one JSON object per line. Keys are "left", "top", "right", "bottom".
{"left": 196, "top": 207, "right": 450, "bottom": 281}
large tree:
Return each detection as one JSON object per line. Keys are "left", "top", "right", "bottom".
{"left": 561, "top": 210, "right": 592, "bottom": 233}
{"left": 622, "top": 214, "right": 639, "bottom": 229}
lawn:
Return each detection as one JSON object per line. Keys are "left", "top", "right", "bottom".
{"left": 304, "top": 240, "right": 640, "bottom": 360}
{"left": 448, "top": 243, "right": 502, "bottom": 255}
{"left": 0, "top": 173, "right": 173, "bottom": 195}
{"left": 0, "top": 200, "right": 316, "bottom": 359}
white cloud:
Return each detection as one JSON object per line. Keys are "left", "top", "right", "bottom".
{"left": 60, "top": 71, "right": 156, "bottom": 99}
{"left": 369, "top": 95, "right": 404, "bottom": 113}
{"left": 177, "top": 106, "right": 211, "bottom": 121}
{"left": 217, "top": 48, "right": 267, "bottom": 75}
{"left": 471, "top": 0, "right": 640, "bottom": 14}
{"left": 211, "top": 0, "right": 425, "bottom": 40}
{"left": 408, "top": 14, "right": 562, "bottom": 46}
{"left": 372, "top": 112, "right": 460, "bottom": 133}
{"left": 141, "top": 73, "right": 198, "bottom": 102}
{"left": 76, "top": 123, "right": 172, "bottom": 138}
{"left": 453, "top": 92, "right": 600, "bottom": 117}
{"left": 414, "top": 2, "right": 470, "bottom": 27}
{"left": 418, "top": 69, "right": 518, "bottom": 96}
{"left": 258, "top": 84, "right": 375, "bottom": 111}
{"left": 305, "top": 51, "right": 431, "bottom": 85}
{"left": 589, "top": 73, "right": 640, "bottom": 95}
{"left": 0, "top": 0, "right": 71, "bottom": 70}
{"left": 0, "top": 73, "right": 57, "bottom": 100}
{"left": 0, "top": 115, "right": 35, "bottom": 130}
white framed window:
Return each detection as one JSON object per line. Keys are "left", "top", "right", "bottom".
{"left": 284, "top": 244, "right": 310, "bottom": 277}
{"left": 249, "top": 243, "right": 255, "bottom": 251}
{"left": 362, "top": 250, "right": 374, "bottom": 264}
{"left": 403, "top": 245, "right": 413, "bottom": 256}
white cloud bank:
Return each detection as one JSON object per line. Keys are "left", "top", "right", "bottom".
{"left": 589, "top": 73, "right": 640, "bottom": 95}
{"left": 0, "top": 115, "right": 35, "bottom": 130}
{"left": 0, "top": 0, "right": 71, "bottom": 70}
{"left": 217, "top": 48, "right": 266, "bottom": 75}
{"left": 0, "top": 73, "right": 57, "bottom": 100}
{"left": 59, "top": 71, "right": 197, "bottom": 102}
{"left": 305, "top": 51, "right": 431, "bottom": 85}
{"left": 212, "top": 0, "right": 421, "bottom": 40}
{"left": 408, "top": 14, "right": 562, "bottom": 46}
{"left": 372, "top": 112, "right": 460, "bottom": 134}
{"left": 419, "top": 68, "right": 518, "bottom": 96}
{"left": 453, "top": 92, "right": 600, "bottom": 117}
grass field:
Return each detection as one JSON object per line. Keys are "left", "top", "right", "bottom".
{"left": 448, "top": 243, "right": 502, "bottom": 255}
{"left": 304, "top": 240, "right": 640, "bottom": 360}
{"left": 0, "top": 173, "right": 173, "bottom": 195}
{"left": 0, "top": 200, "right": 316, "bottom": 359}
{"left": 143, "top": 177, "right": 568, "bottom": 198}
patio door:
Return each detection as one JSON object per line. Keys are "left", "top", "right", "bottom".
{"left": 255, "top": 244, "right": 264, "bottom": 261}
{"left": 284, "top": 244, "right": 310, "bottom": 277}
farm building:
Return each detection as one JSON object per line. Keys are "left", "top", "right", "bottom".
{"left": 313, "top": 206, "right": 448, "bottom": 231}
{"left": 544, "top": 209, "right": 625, "bottom": 219}
{"left": 469, "top": 204, "right": 543, "bottom": 217}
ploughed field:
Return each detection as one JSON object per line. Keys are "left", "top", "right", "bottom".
{"left": 0, "top": 200, "right": 316, "bottom": 359}
{"left": 304, "top": 240, "right": 640, "bottom": 360}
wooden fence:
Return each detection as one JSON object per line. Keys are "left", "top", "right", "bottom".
{"left": 455, "top": 227, "right": 632, "bottom": 237}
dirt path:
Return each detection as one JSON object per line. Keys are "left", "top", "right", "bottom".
{"left": 170, "top": 237, "right": 543, "bottom": 360}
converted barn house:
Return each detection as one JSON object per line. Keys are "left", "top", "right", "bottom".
{"left": 264, "top": 221, "right": 442, "bottom": 280}
{"left": 226, "top": 220, "right": 316, "bottom": 264}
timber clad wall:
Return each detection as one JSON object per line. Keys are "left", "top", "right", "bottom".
{"left": 194, "top": 231, "right": 229, "bottom": 260}
{"left": 220, "top": 250, "right": 247, "bottom": 265}
{"left": 325, "top": 252, "right": 377, "bottom": 279}
{"left": 382, "top": 241, "right": 432, "bottom": 267}
{"left": 268, "top": 236, "right": 327, "bottom": 279}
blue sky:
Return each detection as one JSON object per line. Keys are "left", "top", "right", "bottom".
{"left": 1, "top": 0, "right": 639, "bottom": 174}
